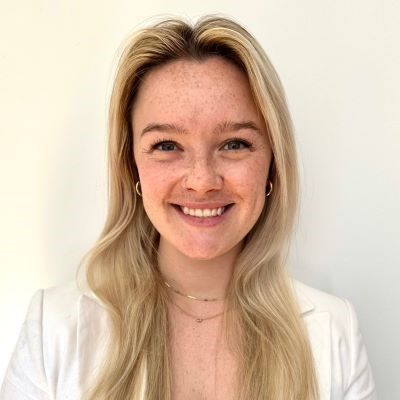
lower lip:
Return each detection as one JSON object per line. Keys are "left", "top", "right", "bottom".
{"left": 171, "top": 204, "right": 234, "bottom": 227}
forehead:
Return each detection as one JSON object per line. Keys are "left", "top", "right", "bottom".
{"left": 131, "top": 56, "right": 263, "bottom": 132}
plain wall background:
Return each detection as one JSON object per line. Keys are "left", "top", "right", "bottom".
{"left": 1, "top": 1, "right": 398, "bottom": 398}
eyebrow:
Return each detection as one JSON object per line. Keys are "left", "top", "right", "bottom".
{"left": 140, "top": 120, "right": 262, "bottom": 137}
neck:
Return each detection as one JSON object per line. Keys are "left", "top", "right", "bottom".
{"left": 157, "top": 238, "right": 243, "bottom": 301}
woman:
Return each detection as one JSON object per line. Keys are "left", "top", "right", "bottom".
{"left": 0, "top": 15, "right": 376, "bottom": 400}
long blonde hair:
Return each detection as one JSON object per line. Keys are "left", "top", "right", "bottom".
{"left": 78, "top": 15, "right": 319, "bottom": 400}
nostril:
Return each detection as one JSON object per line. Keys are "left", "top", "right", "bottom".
{"left": 182, "top": 172, "right": 224, "bottom": 191}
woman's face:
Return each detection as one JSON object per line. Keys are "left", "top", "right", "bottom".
{"left": 132, "top": 56, "right": 272, "bottom": 260}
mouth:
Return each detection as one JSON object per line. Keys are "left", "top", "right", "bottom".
{"left": 170, "top": 203, "right": 235, "bottom": 218}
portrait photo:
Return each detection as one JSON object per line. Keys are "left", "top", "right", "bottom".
{"left": 0, "top": 1, "right": 398, "bottom": 399}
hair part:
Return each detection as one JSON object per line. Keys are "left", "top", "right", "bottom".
{"left": 77, "top": 14, "right": 319, "bottom": 400}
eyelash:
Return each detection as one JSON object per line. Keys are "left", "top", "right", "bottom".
{"left": 149, "top": 137, "right": 253, "bottom": 152}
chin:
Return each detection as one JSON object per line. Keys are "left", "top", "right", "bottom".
{"left": 176, "top": 241, "right": 234, "bottom": 261}
{"left": 179, "top": 248, "right": 221, "bottom": 261}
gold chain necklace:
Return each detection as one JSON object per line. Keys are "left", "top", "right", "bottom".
{"left": 163, "top": 280, "right": 225, "bottom": 302}
{"left": 169, "top": 299, "right": 224, "bottom": 323}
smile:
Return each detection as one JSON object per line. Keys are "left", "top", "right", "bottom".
{"left": 170, "top": 203, "right": 234, "bottom": 226}
{"left": 180, "top": 206, "right": 226, "bottom": 218}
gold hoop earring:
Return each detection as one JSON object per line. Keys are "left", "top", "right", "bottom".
{"left": 266, "top": 180, "right": 273, "bottom": 197}
{"left": 135, "top": 181, "right": 142, "bottom": 197}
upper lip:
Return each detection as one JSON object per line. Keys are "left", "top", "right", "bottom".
{"left": 172, "top": 202, "right": 234, "bottom": 209}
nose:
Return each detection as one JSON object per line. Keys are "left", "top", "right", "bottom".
{"left": 183, "top": 156, "right": 223, "bottom": 194}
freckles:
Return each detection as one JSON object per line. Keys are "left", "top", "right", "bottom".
{"left": 138, "top": 161, "right": 181, "bottom": 191}
{"left": 229, "top": 161, "right": 268, "bottom": 210}
{"left": 236, "top": 162, "right": 266, "bottom": 183}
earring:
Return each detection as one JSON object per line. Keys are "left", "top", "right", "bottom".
{"left": 266, "top": 180, "right": 273, "bottom": 197}
{"left": 135, "top": 181, "right": 142, "bottom": 197}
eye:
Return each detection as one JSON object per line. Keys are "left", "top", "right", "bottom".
{"left": 151, "top": 140, "right": 179, "bottom": 152}
{"left": 222, "top": 139, "right": 252, "bottom": 151}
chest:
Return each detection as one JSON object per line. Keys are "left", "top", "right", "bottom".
{"left": 168, "top": 313, "right": 239, "bottom": 400}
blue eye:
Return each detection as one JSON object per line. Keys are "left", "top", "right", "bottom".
{"left": 149, "top": 138, "right": 252, "bottom": 152}
{"left": 222, "top": 139, "right": 251, "bottom": 151}
{"left": 152, "top": 141, "right": 178, "bottom": 151}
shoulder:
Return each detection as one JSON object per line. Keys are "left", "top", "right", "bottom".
{"left": 291, "top": 279, "right": 377, "bottom": 399}
{"left": 42, "top": 278, "right": 100, "bottom": 312}
{"left": 39, "top": 279, "right": 109, "bottom": 346}
{"left": 0, "top": 280, "right": 107, "bottom": 399}
{"left": 292, "top": 279, "right": 357, "bottom": 345}
{"left": 42, "top": 279, "right": 83, "bottom": 317}
{"left": 292, "top": 279, "right": 350, "bottom": 315}
{"left": 291, "top": 278, "right": 369, "bottom": 348}
{"left": 37, "top": 279, "right": 107, "bottom": 327}
{"left": 40, "top": 281, "right": 109, "bottom": 395}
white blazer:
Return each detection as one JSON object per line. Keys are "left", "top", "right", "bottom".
{"left": 0, "top": 279, "right": 377, "bottom": 399}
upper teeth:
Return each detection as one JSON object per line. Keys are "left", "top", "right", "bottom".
{"left": 180, "top": 206, "right": 226, "bottom": 217}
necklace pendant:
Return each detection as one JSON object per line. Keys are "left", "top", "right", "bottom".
{"left": 196, "top": 318, "right": 203, "bottom": 323}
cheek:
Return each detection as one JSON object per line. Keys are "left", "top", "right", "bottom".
{"left": 136, "top": 164, "right": 170, "bottom": 224}
{"left": 136, "top": 160, "right": 180, "bottom": 202}
{"left": 229, "top": 160, "right": 269, "bottom": 199}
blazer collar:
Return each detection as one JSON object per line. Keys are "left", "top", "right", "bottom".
{"left": 292, "top": 280, "right": 331, "bottom": 400}
{"left": 292, "top": 280, "right": 316, "bottom": 315}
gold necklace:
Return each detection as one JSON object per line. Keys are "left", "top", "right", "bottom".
{"left": 163, "top": 280, "right": 225, "bottom": 302}
{"left": 169, "top": 299, "right": 224, "bottom": 323}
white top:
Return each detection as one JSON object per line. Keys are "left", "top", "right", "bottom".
{"left": 0, "top": 279, "right": 377, "bottom": 400}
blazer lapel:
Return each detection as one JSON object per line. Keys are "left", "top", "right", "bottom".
{"left": 296, "top": 286, "right": 332, "bottom": 400}
{"left": 77, "top": 293, "right": 148, "bottom": 399}
{"left": 77, "top": 294, "right": 111, "bottom": 394}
